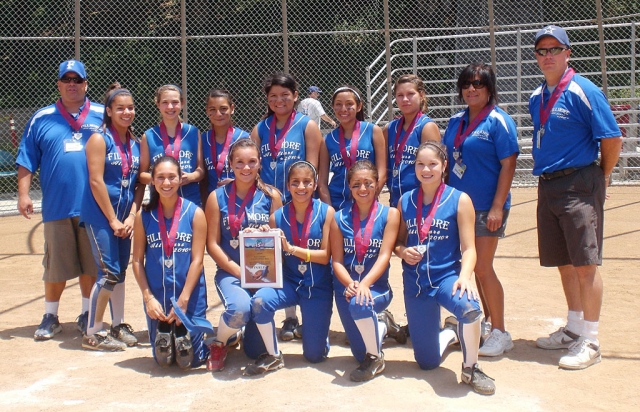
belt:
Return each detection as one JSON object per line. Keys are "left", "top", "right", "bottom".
{"left": 540, "top": 162, "right": 595, "bottom": 181}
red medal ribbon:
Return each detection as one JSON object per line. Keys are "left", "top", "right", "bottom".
{"left": 539, "top": 68, "right": 575, "bottom": 128}
{"left": 210, "top": 127, "right": 234, "bottom": 178}
{"left": 110, "top": 126, "right": 133, "bottom": 178}
{"left": 416, "top": 183, "right": 445, "bottom": 243}
{"left": 160, "top": 121, "right": 182, "bottom": 159}
{"left": 353, "top": 201, "right": 378, "bottom": 264}
{"left": 338, "top": 121, "right": 361, "bottom": 169}
{"left": 55, "top": 98, "right": 91, "bottom": 132}
{"left": 157, "top": 197, "right": 183, "bottom": 258}
{"left": 288, "top": 201, "right": 314, "bottom": 261}
{"left": 268, "top": 111, "right": 296, "bottom": 160}
{"left": 228, "top": 182, "right": 257, "bottom": 238}
{"left": 453, "top": 104, "right": 495, "bottom": 150}
{"left": 394, "top": 112, "right": 422, "bottom": 168}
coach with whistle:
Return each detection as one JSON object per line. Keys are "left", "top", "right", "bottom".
{"left": 16, "top": 60, "right": 104, "bottom": 340}
{"left": 529, "top": 25, "right": 622, "bottom": 370}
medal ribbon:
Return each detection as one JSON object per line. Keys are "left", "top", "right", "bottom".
{"left": 55, "top": 98, "right": 90, "bottom": 132}
{"left": 453, "top": 104, "right": 495, "bottom": 150}
{"left": 394, "top": 112, "right": 422, "bottom": 168}
{"left": 160, "top": 121, "right": 182, "bottom": 159}
{"left": 353, "top": 201, "right": 378, "bottom": 264}
{"left": 338, "top": 121, "right": 361, "bottom": 168}
{"left": 210, "top": 127, "right": 234, "bottom": 178}
{"left": 539, "top": 68, "right": 575, "bottom": 129}
{"left": 288, "top": 201, "right": 314, "bottom": 261}
{"left": 416, "top": 183, "right": 445, "bottom": 243}
{"left": 268, "top": 111, "right": 296, "bottom": 160}
{"left": 157, "top": 197, "right": 183, "bottom": 258}
{"left": 228, "top": 182, "right": 257, "bottom": 238}
{"left": 110, "top": 126, "right": 133, "bottom": 178}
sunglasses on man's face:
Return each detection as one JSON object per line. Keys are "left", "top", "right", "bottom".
{"left": 59, "top": 77, "right": 86, "bottom": 84}
{"left": 534, "top": 47, "right": 569, "bottom": 57}
{"left": 461, "top": 80, "right": 486, "bottom": 90}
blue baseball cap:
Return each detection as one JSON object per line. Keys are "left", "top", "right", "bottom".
{"left": 58, "top": 60, "right": 87, "bottom": 79}
{"left": 308, "top": 86, "right": 322, "bottom": 93}
{"left": 534, "top": 25, "right": 571, "bottom": 48}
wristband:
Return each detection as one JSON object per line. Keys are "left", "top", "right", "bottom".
{"left": 129, "top": 212, "right": 136, "bottom": 217}
{"left": 144, "top": 296, "right": 155, "bottom": 305}
{"left": 305, "top": 249, "right": 311, "bottom": 263}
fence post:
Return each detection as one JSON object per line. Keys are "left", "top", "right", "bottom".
{"left": 413, "top": 37, "right": 417, "bottom": 75}
{"left": 74, "top": 0, "right": 80, "bottom": 59}
{"left": 181, "top": 0, "right": 188, "bottom": 122}
{"left": 596, "top": 0, "right": 608, "bottom": 96}
{"left": 366, "top": 67, "right": 372, "bottom": 122}
{"left": 488, "top": 0, "right": 497, "bottom": 73}
{"left": 516, "top": 27, "right": 522, "bottom": 140}
{"left": 384, "top": 0, "right": 393, "bottom": 121}
{"left": 282, "top": 0, "right": 289, "bottom": 74}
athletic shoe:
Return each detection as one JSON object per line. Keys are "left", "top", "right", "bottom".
{"left": 174, "top": 323, "right": 193, "bottom": 370}
{"left": 154, "top": 321, "right": 174, "bottom": 367}
{"left": 558, "top": 337, "right": 601, "bottom": 370}
{"left": 243, "top": 352, "right": 284, "bottom": 376}
{"left": 442, "top": 316, "right": 459, "bottom": 345}
{"left": 293, "top": 324, "right": 303, "bottom": 339}
{"left": 207, "top": 341, "right": 227, "bottom": 372}
{"left": 227, "top": 330, "right": 242, "bottom": 348}
{"left": 279, "top": 317, "right": 299, "bottom": 341}
{"left": 536, "top": 327, "right": 579, "bottom": 350}
{"left": 82, "top": 330, "right": 126, "bottom": 351}
{"left": 350, "top": 352, "right": 386, "bottom": 382}
{"left": 479, "top": 329, "right": 514, "bottom": 357}
{"left": 461, "top": 363, "right": 495, "bottom": 395}
{"left": 34, "top": 313, "right": 62, "bottom": 341}
{"left": 378, "top": 310, "right": 407, "bottom": 344}
{"left": 76, "top": 311, "right": 88, "bottom": 335}
{"left": 111, "top": 323, "right": 138, "bottom": 347}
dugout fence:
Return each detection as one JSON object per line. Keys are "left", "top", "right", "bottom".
{"left": 0, "top": 0, "right": 638, "bottom": 215}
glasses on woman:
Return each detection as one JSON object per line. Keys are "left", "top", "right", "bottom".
{"left": 534, "top": 47, "right": 569, "bottom": 56}
{"left": 461, "top": 80, "right": 486, "bottom": 90}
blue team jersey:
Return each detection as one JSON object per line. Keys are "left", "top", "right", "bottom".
{"left": 334, "top": 201, "right": 391, "bottom": 293}
{"left": 273, "top": 199, "right": 332, "bottom": 293}
{"left": 214, "top": 183, "right": 273, "bottom": 277}
{"left": 145, "top": 123, "right": 201, "bottom": 205}
{"left": 529, "top": 72, "right": 621, "bottom": 175}
{"left": 141, "top": 199, "right": 207, "bottom": 317}
{"left": 80, "top": 129, "right": 141, "bottom": 227}
{"left": 400, "top": 185, "right": 462, "bottom": 296}
{"left": 387, "top": 114, "right": 436, "bottom": 207}
{"left": 202, "top": 127, "right": 249, "bottom": 194}
{"left": 255, "top": 112, "right": 310, "bottom": 203}
{"left": 442, "top": 106, "right": 519, "bottom": 210}
{"left": 325, "top": 122, "right": 376, "bottom": 210}
{"left": 16, "top": 100, "right": 104, "bottom": 222}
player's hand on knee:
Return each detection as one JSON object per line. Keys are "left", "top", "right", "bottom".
{"left": 452, "top": 278, "right": 479, "bottom": 301}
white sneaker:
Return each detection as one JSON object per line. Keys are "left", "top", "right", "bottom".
{"left": 536, "top": 327, "right": 579, "bottom": 350}
{"left": 479, "top": 329, "right": 514, "bottom": 357}
{"left": 558, "top": 337, "right": 601, "bottom": 370}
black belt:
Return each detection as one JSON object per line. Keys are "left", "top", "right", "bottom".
{"left": 540, "top": 163, "right": 594, "bottom": 181}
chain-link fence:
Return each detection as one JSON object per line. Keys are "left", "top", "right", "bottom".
{"left": 0, "top": 0, "right": 638, "bottom": 214}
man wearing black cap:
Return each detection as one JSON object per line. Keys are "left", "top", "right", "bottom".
{"left": 299, "top": 85, "right": 337, "bottom": 130}
{"left": 16, "top": 60, "right": 103, "bottom": 340}
{"left": 528, "top": 25, "right": 622, "bottom": 370}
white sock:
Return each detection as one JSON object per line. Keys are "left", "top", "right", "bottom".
{"left": 216, "top": 316, "right": 240, "bottom": 346}
{"left": 109, "top": 282, "right": 126, "bottom": 326}
{"left": 583, "top": 320, "right": 599, "bottom": 345}
{"left": 377, "top": 320, "right": 387, "bottom": 346}
{"left": 354, "top": 316, "right": 381, "bottom": 356}
{"left": 82, "top": 297, "right": 90, "bottom": 314}
{"left": 256, "top": 321, "right": 279, "bottom": 356}
{"left": 566, "top": 310, "right": 584, "bottom": 336}
{"left": 44, "top": 301, "right": 59, "bottom": 316}
{"left": 87, "top": 283, "right": 111, "bottom": 336}
{"left": 439, "top": 329, "right": 457, "bottom": 357}
{"left": 284, "top": 306, "right": 297, "bottom": 320}
{"left": 460, "top": 319, "right": 481, "bottom": 369}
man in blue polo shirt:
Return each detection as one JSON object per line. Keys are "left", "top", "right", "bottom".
{"left": 17, "top": 60, "right": 104, "bottom": 340}
{"left": 528, "top": 26, "right": 622, "bottom": 370}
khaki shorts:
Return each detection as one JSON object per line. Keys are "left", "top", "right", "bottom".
{"left": 42, "top": 217, "right": 98, "bottom": 282}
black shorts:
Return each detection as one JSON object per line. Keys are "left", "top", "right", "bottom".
{"left": 536, "top": 163, "right": 605, "bottom": 267}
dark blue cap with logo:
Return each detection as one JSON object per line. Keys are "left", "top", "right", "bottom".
{"left": 534, "top": 25, "right": 571, "bottom": 48}
{"left": 308, "top": 86, "right": 322, "bottom": 93}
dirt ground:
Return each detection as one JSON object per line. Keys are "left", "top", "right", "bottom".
{"left": 0, "top": 187, "right": 638, "bottom": 411}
